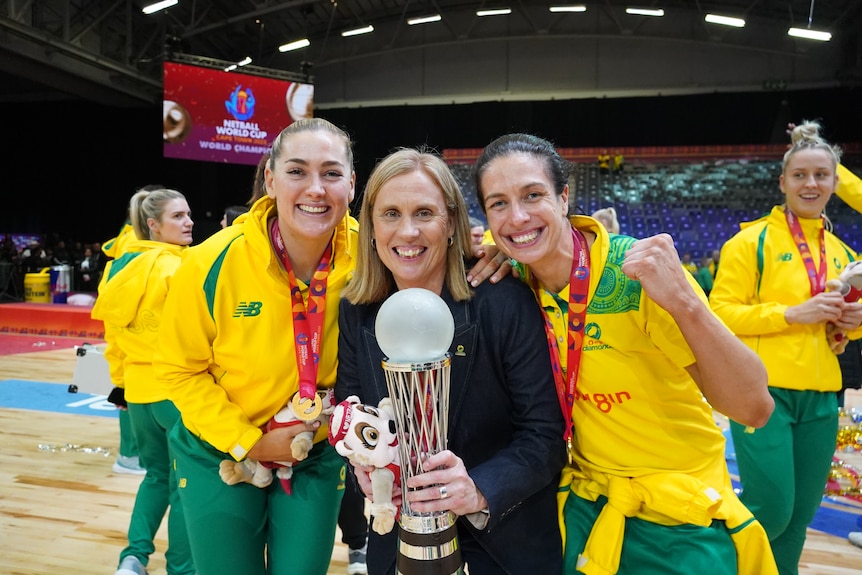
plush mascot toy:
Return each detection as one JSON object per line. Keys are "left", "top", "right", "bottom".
{"left": 219, "top": 388, "right": 336, "bottom": 494}
{"left": 328, "top": 395, "right": 401, "bottom": 535}
{"left": 825, "top": 260, "right": 862, "bottom": 354}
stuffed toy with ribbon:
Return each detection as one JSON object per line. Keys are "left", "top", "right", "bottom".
{"left": 825, "top": 260, "right": 862, "bottom": 354}
{"left": 328, "top": 395, "right": 401, "bottom": 535}
{"left": 219, "top": 388, "right": 336, "bottom": 494}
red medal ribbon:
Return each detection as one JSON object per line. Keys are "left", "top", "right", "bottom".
{"left": 532, "top": 226, "right": 590, "bottom": 446}
{"left": 270, "top": 218, "right": 332, "bottom": 402}
{"left": 785, "top": 208, "right": 826, "bottom": 296}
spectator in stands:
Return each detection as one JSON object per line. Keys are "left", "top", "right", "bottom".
{"left": 591, "top": 207, "right": 620, "bottom": 234}
{"left": 21, "top": 240, "right": 47, "bottom": 273}
{"left": 0, "top": 235, "right": 17, "bottom": 263}
{"left": 710, "top": 121, "right": 862, "bottom": 575}
{"left": 469, "top": 216, "right": 486, "bottom": 245}
{"left": 695, "top": 256, "right": 714, "bottom": 297}
{"left": 92, "top": 188, "right": 195, "bottom": 575}
{"left": 709, "top": 248, "right": 721, "bottom": 278}
{"left": 681, "top": 252, "right": 698, "bottom": 275}
{"left": 597, "top": 149, "right": 611, "bottom": 174}
{"left": 613, "top": 150, "right": 624, "bottom": 173}
{"left": 77, "top": 246, "right": 101, "bottom": 292}
{"left": 475, "top": 132, "right": 777, "bottom": 575}
{"left": 220, "top": 205, "right": 249, "bottom": 228}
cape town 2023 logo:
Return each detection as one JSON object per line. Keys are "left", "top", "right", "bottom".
{"left": 226, "top": 85, "right": 255, "bottom": 120}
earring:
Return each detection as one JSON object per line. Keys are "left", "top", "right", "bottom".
{"left": 447, "top": 237, "right": 453, "bottom": 247}
{"left": 371, "top": 238, "right": 376, "bottom": 248}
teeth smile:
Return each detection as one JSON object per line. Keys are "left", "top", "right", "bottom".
{"left": 510, "top": 230, "right": 539, "bottom": 245}
{"left": 395, "top": 247, "right": 424, "bottom": 258}
{"left": 299, "top": 205, "right": 327, "bottom": 214}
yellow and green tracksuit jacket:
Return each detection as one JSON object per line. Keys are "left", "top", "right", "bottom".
{"left": 710, "top": 205, "right": 861, "bottom": 392}
{"left": 836, "top": 164, "right": 862, "bottom": 213}
{"left": 516, "top": 215, "right": 775, "bottom": 575}
{"left": 96, "top": 222, "right": 137, "bottom": 387}
{"left": 91, "top": 239, "right": 185, "bottom": 404}
{"left": 153, "top": 195, "right": 358, "bottom": 461}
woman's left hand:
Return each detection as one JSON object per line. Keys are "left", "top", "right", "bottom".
{"left": 466, "top": 243, "right": 514, "bottom": 287}
{"left": 404, "top": 450, "right": 488, "bottom": 516}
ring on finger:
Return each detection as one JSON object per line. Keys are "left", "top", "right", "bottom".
{"left": 439, "top": 485, "right": 448, "bottom": 500}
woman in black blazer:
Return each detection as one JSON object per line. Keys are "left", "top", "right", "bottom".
{"left": 336, "top": 148, "right": 566, "bottom": 575}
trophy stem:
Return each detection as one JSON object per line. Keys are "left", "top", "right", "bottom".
{"left": 383, "top": 356, "right": 464, "bottom": 575}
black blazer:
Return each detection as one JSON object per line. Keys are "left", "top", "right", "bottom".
{"left": 336, "top": 274, "right": 566, "bottom": 575}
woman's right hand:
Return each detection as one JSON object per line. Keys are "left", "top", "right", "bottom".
{"left": 785, "top": 291, "right": 846, "bottom": 325}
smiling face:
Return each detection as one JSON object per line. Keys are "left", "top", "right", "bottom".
{"left": 479, "top": 151, "right": 570, "bottom": 269}
{"left": 265, "top": 129, "right": 355, "bottom": 252}
{"left": 148, "top": 198, "right": 193, "bottom": 246}
{"left": 780, "top": 148, "right": 837, "bottom": 219}
{"left": 372, "top": 169, "right": 453, "bottom": 293}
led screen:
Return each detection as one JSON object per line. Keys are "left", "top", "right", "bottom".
{"left": 163, "top": 62, "right": 314, "bottom": 165}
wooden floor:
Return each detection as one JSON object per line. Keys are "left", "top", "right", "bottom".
{"left": 2, "top": 344, "right": 862, "bottom": 574}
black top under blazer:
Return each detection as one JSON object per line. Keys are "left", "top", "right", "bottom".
{"left": 336, "top": 274, "right": 566, "bottom": 575}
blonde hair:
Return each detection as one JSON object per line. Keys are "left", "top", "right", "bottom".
{"left": 129, "top": 188, "right": 186, "bottom": 240}
{"left": 591, "top": 207, "right": 620, "bottom": 234}
{"left": 782, "top": 120, "right": 842, "bottom": 173}
{"left": 343, "top": 148, "right": 472, "bottom": 304}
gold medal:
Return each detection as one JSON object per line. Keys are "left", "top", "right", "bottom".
{"left": 291, "top": 391, "right": 323, "bottom": 421}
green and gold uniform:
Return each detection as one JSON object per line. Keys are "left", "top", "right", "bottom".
{"left": 711, "top": 205, "right": 861, "bottom": 575}
{"left": 519, "top": 216, "right": 776, "bottom": 575}
{"left": 92, "top": 238, "right": 193, "bottom": 575}
{"left": 154, "top": 195, "right": 358, "bottom": 575}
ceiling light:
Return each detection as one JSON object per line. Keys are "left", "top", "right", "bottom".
{"left": 342, "top": 25, "right": 374, "bottom": 37}
{"left": 279, "top": 38, "right": 310, "bottom": 52}
{"left": 787, "top": 27, "right": 831, "bottom": 41}
{"left": 142, "top": 0, "right": 178, "bottom": 14}
{"left": 408, "top": 14, "right": 442, "bottom": 25}
{"left": 477, "top": 8, "right": 512, "bottom": 17}
{"left": 238, "top": 57, "right": 252, "bottom": 67}
{"left": 224, "top": 64, "right": 238, "bottom": 72}
{"left": 704, "top": 14, "right": 745, "bottom": 28}
{"left": 549, "top": 5, "right": 587, "bottom": 13}
{"left": 626, "top": 8, "right": 664, "bottom": 17}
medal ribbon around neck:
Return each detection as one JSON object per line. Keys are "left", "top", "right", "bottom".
{"left": 531, "top": 225, "right": 590, "bottom": 454}
{"left": 270, "top": 218, "right": 332, "bottom": 421}
{"left": 785, "top": 208, "right": 826, "bottom": 296}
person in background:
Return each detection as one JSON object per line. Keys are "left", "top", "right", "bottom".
{"left": 77, "top": 246, "right": 101, "bottom": 292}
{"left": 475, "top": 132, "right": 777, "bottom": 575}
{"left": 468, "top": 216, "right": 486, "bottom": 245}
{"left": 681, "top": 251, "right": 698, "bottom": 275}
{"left": 695, "top": 255, "right": 714, "bottom": 297}
{"left": 99, "top": 185, "right": 165, "bottom": 476}
{"left": 337, "top": 147, "right": 566, "bottom": 574}
{"left": 711, "top": 121, "right": 862, "bottom": 575}
{"left": 219, "top": 205, "right": 249, "bottom": 228}
{"left": 92, "top": 188, "right": 195, "bottom": 575}
{"left": 591, "top": 207, "right": 620, "bottom": 234}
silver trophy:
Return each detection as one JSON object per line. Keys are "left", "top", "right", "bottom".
{"left": 375, "top": 288, "right": 464, "bottom": 575}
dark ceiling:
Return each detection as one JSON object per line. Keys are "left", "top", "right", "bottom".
{"left": 0, "top": 0, "right": 860, "bottom": 108}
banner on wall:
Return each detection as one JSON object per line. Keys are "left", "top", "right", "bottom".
{"left": 162, "top": 62, "right": 314, "bottom": 166}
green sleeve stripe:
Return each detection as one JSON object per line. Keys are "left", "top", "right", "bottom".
{"left": 203, "top": 236, "right": 242, "bottom": 320}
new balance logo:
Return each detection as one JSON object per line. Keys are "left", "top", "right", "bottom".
{"left": 234, "top": 301, "right": 263, "bottom": 317}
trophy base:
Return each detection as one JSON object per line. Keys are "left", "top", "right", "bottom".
{"left": 396, "top": 512, "right": 464, "bottom": 575}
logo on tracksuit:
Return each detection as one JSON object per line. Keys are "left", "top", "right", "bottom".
{"left": 233, "top": 301, "right": 263, "bottom": 317}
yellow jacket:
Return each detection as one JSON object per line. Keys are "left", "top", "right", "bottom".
{"left": 91, "top": 239, "right": 184, "bottom": 403}
{"left": 711, "top": 205, "right": 861, "bottom": 392}
{"left": 153, "top": 196, "right": 358, "bottom": 461}
{"left": 96, "top": 223, "right": 136, "bottom": 387}
{"left": 836, "top": 164, "right": 862, "bottom": 213}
